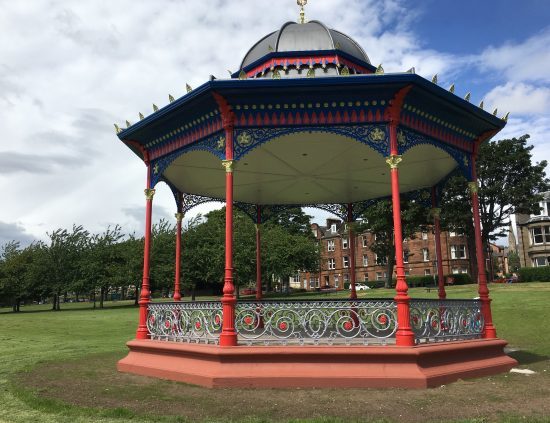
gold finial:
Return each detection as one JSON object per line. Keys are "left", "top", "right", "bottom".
{"left": 340, "top": 66, "right": 350, "bottom": 76}
{"left": 238, "top": 70, "right": 247, "bottom": 80}
{"left": 479, "top": 100, "right": 484, "bottom": 109}
{"left": 492, "top": 108, "right": 498, "bottom": 116}
{"left": 431, "top": 74, "right": 438, "bottom": 84}
{"left": 125, "top": 120, "right": 131, "bottom": 128}
{"left": 375, "top": 64, "right": 384, "bottom": 74}
{"left": 449, "top": 83, "right": 455, "bottom": 93}
{"left": 114, "top": 123, "right": 121, "bottom": 134}
{"left": 169, "top": 94, "right": 175, "bottom": 103}
{"left": 406, "top": 67, "right": 415, "bottom": 74}
{"left": 186, "top": 84, "right": 192, "bottom": 93}
{"left": 272, "top": 69, "right": 281, "bottom": 79}
{"left": 297, "top": 0, "right": 307, "bottom": 24}
{"left": 306, "top": 68, "right": 315, "bottom": 78}
{"left": 139, "top": 112, "right": 144, "bottom": 120}
{"left": 153, "top": 104, "right": 159, "bottom": 112}
{"left": 503, "top": 112, "right": 510, "bottom": 122}
{"left": 464, "top": 92, "right": 471, "bottom": 102}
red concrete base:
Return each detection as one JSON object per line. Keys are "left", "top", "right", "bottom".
{"left": 117, "top": 339, "right": 517, "bottom": 388}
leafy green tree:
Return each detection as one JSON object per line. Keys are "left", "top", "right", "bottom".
{"left": 508, "top": 250, "right": 521, "bottom": 273}
{"left": 357, "top": 199, "right": 430, "bottom": 288}
{"left": 441, "top": 134, "right": 548, "bottom": 279}
{"left": 262, "top": 224, "right": 320, "bottom": 294}
{"left": 150, "top": 219, "right": 177, "bottom": 296}
{"left": 41, "top": 225, "right": 90, "bottom": 310}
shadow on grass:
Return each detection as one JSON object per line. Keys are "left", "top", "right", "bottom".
{"left": 508, "top": 350, "right": 549, "bottom": 365}
{"left": 0, "top": 303, "right": 139, "bottom": 315}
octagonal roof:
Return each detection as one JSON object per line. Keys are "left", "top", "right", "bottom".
{"left": 241, "top": 20, "right": 371, "bottom": 70}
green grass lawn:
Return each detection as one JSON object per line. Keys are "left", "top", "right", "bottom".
{"left": 0, "top": 283, "right": 549, "bottom": 422}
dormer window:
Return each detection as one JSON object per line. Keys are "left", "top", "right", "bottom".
{"left": 331, "top": 223, "right": 337, "bottom": 233}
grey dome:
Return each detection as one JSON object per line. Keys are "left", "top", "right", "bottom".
{"left": 240, "top": 20, "right": 371, "bottom": 69}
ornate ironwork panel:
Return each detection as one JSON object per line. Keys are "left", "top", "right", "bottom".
{"left": 147, "top": 302, "right": 223, "bottom": 344}
{"left": 150, "top": 131, "right": 226, "bottom": 187}
{"left": 397, "top": 127, "right": 472, "bottom": 179}
{"left": 234, "top": 125, "right": 390, "bottom": 160}
{"left": 409, "top": 299, "right": 484, "bottom": 343}
{"left": 235, "top": 299, "right": 397, "bottom": 346}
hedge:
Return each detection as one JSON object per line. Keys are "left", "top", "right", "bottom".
{"left": 405, "top": 275, "right": 436, "bottom": 288}
{"left": 518, "top": 266, "right": 550, "bottom": 282}
{"left": 446, "top": 273, "right": 473, "bottom": 285}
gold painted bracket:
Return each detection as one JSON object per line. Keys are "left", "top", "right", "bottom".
{"left": 468, "top": 181, "right": 479, "bottom": 194}
{"left": 385, "top": 155, "right": 403, "bottom": 169}
{"left": 222, "top": 159, "right": 234, "bottom": 173}
{"left": 144, "top": 188, "right": 156, "bottom": 200}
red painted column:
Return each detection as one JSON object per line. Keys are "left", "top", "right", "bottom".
{"left": 255, "top": 207, "right": 263, "bottom": 301}
{"left": 469, "top": 171, "right": 497, "bottom": 338}
{"left": 220, "top": 124, "right": 238, "bottom": 346}
{"left": 431, "top": 188, "right": 446, "bottom": 299}
{"left": 136, "top": 166, "right": 154, "bottom": 339}
{"left": 347, "top": 204, "right": 357, "bottom": 300}
{"left": 173, "top": 206, "right": 183, "bottom": 301}
{"left": 388, "top": 123, "right": 415, "bottom": 346}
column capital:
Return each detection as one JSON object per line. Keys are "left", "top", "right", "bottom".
{"left": 468, "top": 181, "right": 479, "bottom": 194}
{"left": 385, "top": 155, "right": 402, "bottom": 169}
{"left": 144, "top": 188, "right": 156, "bottom": 200}
{"left": 222, "top": 159, "right": 234, "bottom": 173}
{"left": 175, "top": 212, "right": 184, "bottom": 222}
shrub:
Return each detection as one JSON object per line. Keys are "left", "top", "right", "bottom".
{"left": 445, "top": 273, "right": 473, "bottom": 285}
{"left": 344, "top": 282, "right": 350, "bottom": 290}
{"left": 406, "top": 275, "right": 435, "bottom": 287}
{"left": 518, "top": 266, "right": 550, "bottom": 282}
{"left": 366, "top": 281, "right": 385, "bottom": 289}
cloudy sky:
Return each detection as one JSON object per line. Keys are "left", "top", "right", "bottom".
{"left": 1, "top": 0, "right": 549, "bottom": 246}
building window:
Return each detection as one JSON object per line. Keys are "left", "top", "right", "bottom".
{"left": 422, "top": 248, "right": 430, "bottom": 262}
{"left": 533, "top": 257, "right": 548, "bottom": 267}
{"left": 364, "top": 273, "right": 369, "bottom": 282}
{"left": 449, "top": 231, "right": 457, "bottom": 237}
{"left": 324, "top": 275, "right": 330, "bottom": 286}
{"left": 376, "top": 272, "right": 387, "bottom": 280}
{"left": 451, "top": 245, "right": 467, "bottom": 259}
{"left": 375, "top": 254, "right": 387, "bottom": 265}
{"left": 362, "top": 236, "right": 368, "bottom": 248}
{"left": 343, "top": 274, "right": 350, "bottom": 284}
{"left": 531, "top": 226, "right": 550, "bottom": 245}
{"left": 422, "top": 231, "right": 428, "bottom": 240}
{"left": 328, "top": 258, "right": 336, "bottom": 270}
{"left": 312, "top": 229, "right": 318, "bottom": 238}
{"left": 452, "top": 268, "right": 469, "bottom": 274}
{"left": 291, "top": 274, "right": 300, "bottom": 283}
{"left": 342, "top": 238, "right": 348, "bottom": 249}
{"left": 343, "top": 256, "right": 349, "bottom": 268}
{"left": 403, "top": 250, "right": 409, "bottom": 264}
{"left": 424, "top": 269, "right": 431, "bottom": 276}
{"left": 362, "top": 255, "right": 368, "bottom": 267}
{"left": 331, "top": 224, "right": 337, "bottom": 233}
{"left": 405, "top": 270, "right": 410, "bottom": 276}
{"left": 327, "top": 240, "right": 335, "bottom": 251}
{"left": 334, "top": 275, "right": 340, "bottom": 288}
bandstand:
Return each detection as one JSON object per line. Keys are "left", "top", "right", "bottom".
{"left": 116, "top": 3, "right": 516, "bottom": 388}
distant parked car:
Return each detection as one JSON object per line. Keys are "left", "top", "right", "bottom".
{"left": 350, "top": 283, "right": 370, "bottom": 291}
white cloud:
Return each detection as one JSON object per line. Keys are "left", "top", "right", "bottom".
{"left": 0, "top": 0, "right": 548, "bottom": 246}
{"left": 478, "top": 29, "right": 550, "bottom": 84}
{"left": 485, "top": 82, "right": 550, "bottom": 115}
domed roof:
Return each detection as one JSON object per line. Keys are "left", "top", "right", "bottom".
{"left": 240, "top": 20, "right": 371, "bottom": 71}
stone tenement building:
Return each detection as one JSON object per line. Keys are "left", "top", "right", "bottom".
{"left": 510, "top": 191, "right": 550, "bottom": 268}
{"left": 293, "top": 218, "right": 471, "bottom": 290}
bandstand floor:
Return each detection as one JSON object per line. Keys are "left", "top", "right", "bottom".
{"left": 117, "top": 338, "right": 516, "bottom": 389}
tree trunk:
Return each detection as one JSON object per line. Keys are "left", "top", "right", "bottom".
{"left": 385, "top": 246, "right": 396, "bottom": 289}
{"left": 121, "top": 286, "right": 126, "bottom": 301}
{"left": 57, "top": 290, "right": 61, "bottom": 310}
{"left": 134, "top": 287, "right": 139, "bottom": 306}
{"left": 467, "top": 235, "right": 478, "bottom": 282}
{"left": 75, "top": 293, "right": 79, "bottom": 302}
{"left": 191, "top": 284, "right": 196, "bottom": 301}
{"left": 92, "top": 290, "right": 96, "bottom": 309}
{"left": 52, "top": 293, "right": 57, "bottom": 311}
{"left": 100, "top": 286, "right": 104, "bottom": 309}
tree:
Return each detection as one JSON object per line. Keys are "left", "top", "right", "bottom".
{"left": 508, "top": 250, "right": 521, "bottom": 274}
{"left": 441, "top": 134, "right": 548, "bottom": 279}
{"left": 41, "top": 225, "right": 90, "bottom": 310}
{"left": 357, "top": 199, "right": 430, "bottom": 288}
